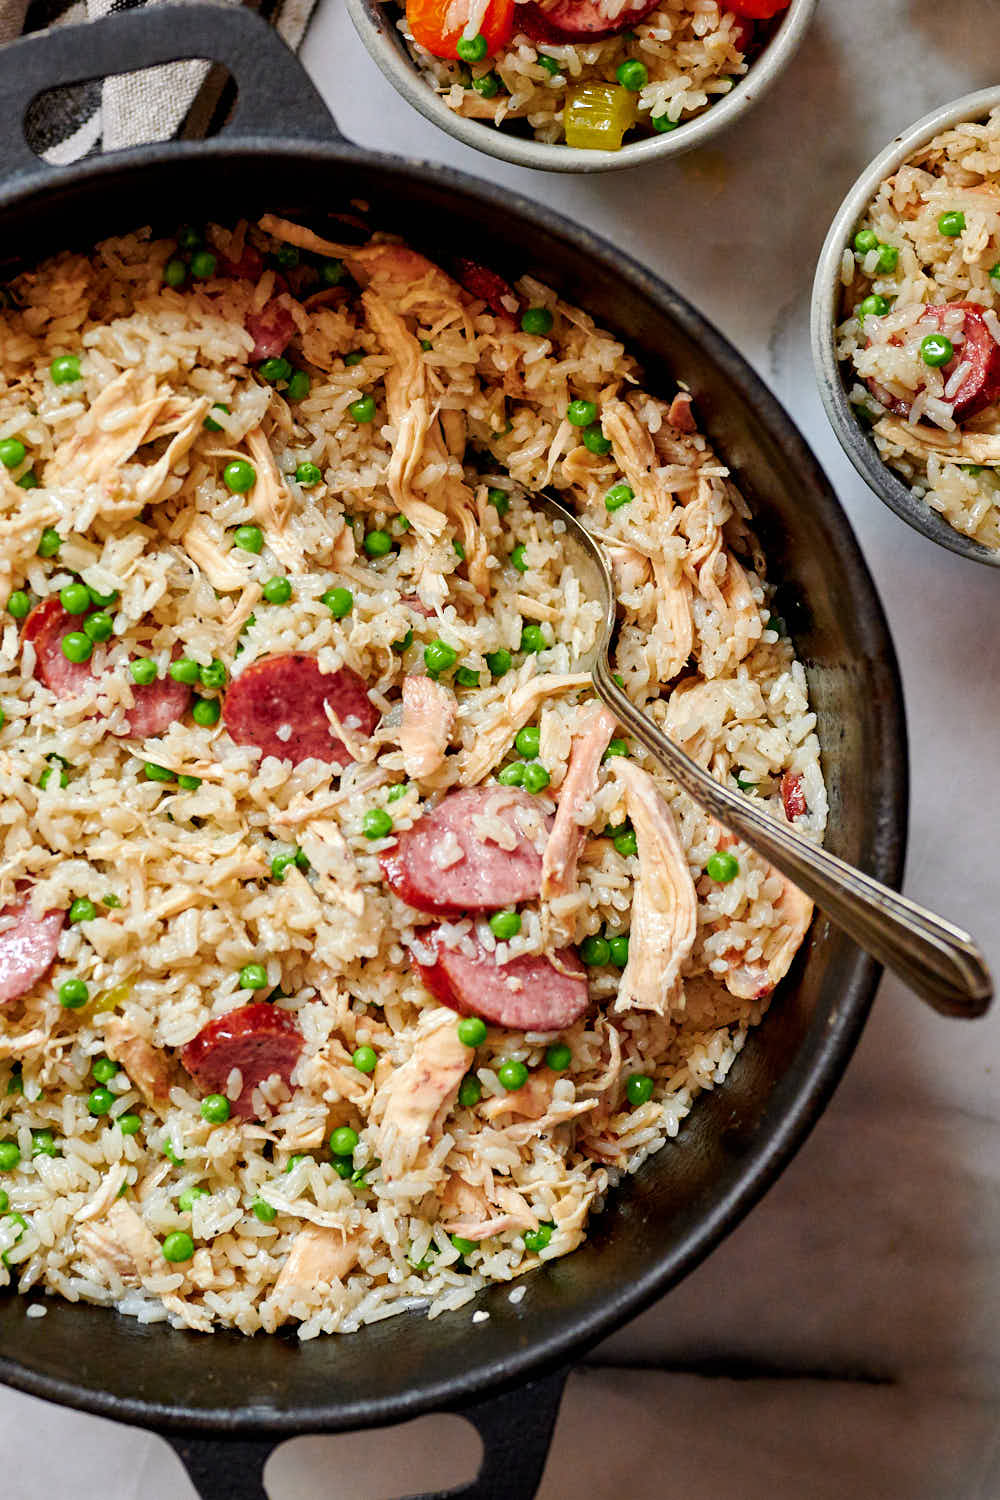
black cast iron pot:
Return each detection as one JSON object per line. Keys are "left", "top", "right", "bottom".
{"left": 0, "top": 7, "right": 909, "bottom": 1497}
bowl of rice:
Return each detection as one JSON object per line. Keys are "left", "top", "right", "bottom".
{"left": 345, "top": 0, "right": 817, "bottom": 172}
{"left": 812, "top": 87, "right": 1000, "bottom": 567}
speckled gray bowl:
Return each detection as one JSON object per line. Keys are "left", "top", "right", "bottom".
{"left": 811, "top": 85, "right": 1000, "bottom": 569}
{"left": 345, "top": 0, "right": 817, "bottom": 174}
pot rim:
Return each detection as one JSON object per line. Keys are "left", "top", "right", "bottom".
{"left": 811, "top": 84, "right": 1000, "bottom": 569}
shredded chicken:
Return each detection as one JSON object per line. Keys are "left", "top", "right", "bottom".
{"left": 245, "top": 426, "right": 303, "bottom": 572}
{"left": 440, "top": 1174, "right": 538, "bottom": 1240}
{"left": 665, "top": 676, "right": 765, "bottom": 771}
{"left": 301, "top": 1035, "right": 372, "bottom": 1105}
{"left": 219, "top": 581, "right": 262, "bottom": 650}
{"left": 180, "top": 514, "right": 250, "bottom": 591}
{"left": 613, "top": 761, "right": 697, "bottom": 1016}
{"left": 875, "top": 416, "right": 1000, "bottom": 466}
{"left": 295, "top": 820, "right": 365, "bottom": 916}
{"left": 667, "top": 391, "right": 697, "bottom": 432}
{"left": 105, "top": 1199, "right": 161, "bottom": 1279}
{"left": 608, "top": 544, "right": 652, "bottom": 596}
{"left": 480, "top": 1072, "right": 553, "bottom": 1122}
{"left": 73, "top": 1164, "right": 129, "bottom": 1224}
{"left": 542, "top": 703, "right": 617, "bottom": 902}
{"left": 273, "top": 1225, "right": 360, "bottom": 1297}
{"left": 133, "top": 397, "right": 210, "bottom": 506}
{"left": 362, "top": 291, "right": 445, "bottom": 538}
{"left": 101, "top": 1015, "right": 173, "bottom": 1108}
{"left": 399, "top": 674, "right": 457, "bottom": 783}
{"left": 724, "top": 874, "right": 813, "bottom": 1000}
{"left": 45, "top": 371, "right": 166, "bottom": 489}
{"left": 458, "top": 671, "right": 591, "bottom": 784}
{"left": 370, "top": 1008, "right": 472, "bottom": 1177}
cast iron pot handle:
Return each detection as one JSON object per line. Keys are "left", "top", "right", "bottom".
{"left": 164, "top": 1365, "right": 569, "bottom": 1500}
{"left": 0, "top": 1, "right": 340, "bottom": 189}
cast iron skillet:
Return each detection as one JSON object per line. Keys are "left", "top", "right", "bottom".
{"left": 0, "top": 7, "right": 908, "bottom": 1497}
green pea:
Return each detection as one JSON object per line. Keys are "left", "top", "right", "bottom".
{"left": 455, "top": 666, "right": 481, "bottom": 688}
{"left": 876, "top": 243, "right": 899, "bottom": 273}
{"left": 424, "top": 638, "right": 458, "bottom": 674}
{"left": 391, "top": 629, "right": 413, "bottom": 654}
{"left": 545, "top": 1042, "right": 572, "bottom": 1072}
{"left": 284, "top": 1154, "right": 307, "bottom": 1174}
{"left": 920, "top": 333, "right": 953, "bottom": 368}
{"left": 252, "top": 1197, "right": 277, "bottom": 1222}
{"left": 603, "top": 738, "right": 629, "bottom": 761}
{"left": 616, "top": 58, "right": 648, "bottom": 90}
{"left": 853, "top": 228, "right": 879, "bottom": 254}
{"left": 130, "top": 657, "right": 158, "bottom": 686}
{"left": 363, "top": 808, "right": 393, "bottom": 840}
{"left": 486, "top": 648, "right": 512, "bottom": 677}
{"left": 0, "top": 1141, "right": 20, "bottom": 1171}
{"left": 523, "top": 761, "right": 550, "bottom": 794}
{"left": 514, "top": 726, "right": 540, "bottom": 758}
{"left": 322, "top": 259, "right": 345, "bottom": 286}
{"left": 521, "top": 306, "right": 553, "bottom": 335}
{"left": 201, "top": 1094, "right": 231, "bottom": 1124}
{"left": 453, "top": 539, "right": 466, "bottom": 562}
{"left": 582, "top": 422, "right": 612, "bottom": 455}
{"left": 349, "top": 395, "right": 376, "bottom": 424}
{"left": 420, "top": 339, "right": 433, "bottom": 352}
{"left": 178, "top": 226, "right": 202, "bottom": 251}
{"left": 364, "top": 529, "right": 393, "bottom": 558}
{"left": 330, "top": 1126, "right": 359, "bottom": 1157}
{"left": 937, "top": 210, "right": 965, "bottom": 237}
{"left": 162, "top": 1140, "right": 184, "bottom": 1166}
{"left": 88, "top": 585, "right": 119, "bottom": 609}
{"left": 613, "top": 828, "right": 638, "bottom": 857}
{"left": 510, "top": 543, "right": 528, "bottom": 573}
{"left": 858, "top": 293, "right": 889, "bottom": 320}
{"left": 7, "top": 591, "right": 31, "bottom": 619}
{"left": 286, "top": 369, "right": 311, "bottom": 402}
{"left": 705, "top": 850, "right": 740, "bottom": 883}
{"left": 224, "top": 463, "right": 257, "bottom": 496}
{"left": 31, "top": 1129, "right": 58, "bottom": 1158}
{"left": 343, "top": 350, "right": 364, "bottom": 366}
{"left": 960, "top": 465, "right": 984, "bottom": 476}
{"left": 270, "top": 850, "right": 303, "bottom": 883}
{"left": 520, "top": 624, "right": 547, "bottom": 654}
{"left": 38, "top": 765, "right": 68, "bottom": 791}
{"left": 59, "top": 583, "right": 91, "bottom": 615}
{"left": 161, "top": 1231, "right": 195, "bottom": 1263}
{"left": 605, "top": 483, "right": 634, "bottom": 512}
{"left": 17, "top": 471, "right": 39, "bottom": 490}
{"left": 652, "top": 113, "right": 679, "bottom": 132}
{"left": 178, "top": 1186, "right": 210, "bottom": 1212}
{"left": 88, "top": 1086, "right": 115, "bottom": 1116}
{"left": 626, "top": 1074, "right": 654, "bottom": 1106}
{"left": 169, "top": 658, "right": 199, "bottom": 685}
{"left": 498, "top": 1059, "right": 529, "bottom": 1092}
{"left": 451, "top": 1234, "right": 477, "bottom": 1255}
{"left": 118, "top": 1113, "right": 141, "bottom": 1136}
{"left": 580, "top": 934, "right": 610, "bottom": 966}
{"left": 489, "top": 909, "right": 521, "bottom": 940}
{"left": 198, "top": 659, "right": 227, "bottom": 690}
{"left": 322, "top": 586, "right": 353, "bottom": 618}
{"left": 69, "top": 897, "right": 96, "bottom": 924}
{"left": 537, "top": 54, "right": 561, "bottom": 75}
{"left": 60, "top": 631, "right": 92, "bottom": 664}
{"left": 191, "top": 696, "right": 221, "bottom": 727}
{"left": 295, "top": 461, "right": 323, "bottom": 487}
{"left": 0, "top": 438, "right": 26, "bottom": 469}
{"left": 276, "top": 244, "right": 299, "bottom": 268}
{"left": 256, "top": 356, "right": 291, "bottom": 388}
{"left": 238, "top": 963, "right": 268, "bottom": 990}
{"left": 497, "top": 761, "right": 526, "bottom": 786}
{"left": 456, "top": 32, "right": 488, "bottom": 60}
{"left": 387, "top": 783, "right": 410, "bottom": 802}
{"left": 203, "top": 403, "right": 229, "bottom": 432}
{"left": 457, "top": 1016, "right": 487, "bottom": 1048}
{"left": 332, "top": 1159, "right": 353, "bottom": 1179}
{"left": 50, "top": 355, "right": 81, "bottom": 385}
{"left": 92, "top": 1057, "right": 118, "bottom": 1084}
{"left": 101, "top": 894, "right": 122, "bottom": 909}
{"left": 59, "top": 976, "right": 88, "bottom": 1009}
{"left": 163, "top": 259, "right": 187, "bottom": 288}
{"left": 487, "top": 487, "right": 511, "bottom": 515}
{"left": 144, "top": 762, "right": 174, "bottom": 783}
{"left": 471, "top": 71, "right": 500, "bottom": 98}
{"left": 4, "top": 1071, "right": 20, "bottom": 1097}
{"left": 458, "top": 1072, "right": 482, "bottom": 1107}
{"left": 190, "top": 250, "right": 217, "bottom": 279}
{"left": 352, "top": 1045, "right": 377, "bottom": 1074}
{"left": 83, "top": 611, "right": 113, "bottom": 643}
{"left": 566, "top": 399, "right": 598, "bottom": 427}
{"left": 523, "top": 1222, "right": 554, "bottom": 1252}
{"left": 37, "top": 527, "right": 61, "bottom": 557}
{"left": 607, "top": 933, "right": 629, "bottom": 968}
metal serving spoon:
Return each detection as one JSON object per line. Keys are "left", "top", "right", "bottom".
{"left": 532, "top": 492, "right": 992, "bottom": 1019}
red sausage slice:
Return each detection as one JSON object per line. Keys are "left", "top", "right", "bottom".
{"left": 22, "top": 598, "right": 94, "bottom": 697}
{"left": 246, "top": 302, "right": 297, "bottom": 362}
{"left": 725, "top": 0, "right": 789, "bottom": 18}
{"left": 181, "top": 1003, "right": 303, "bottom": 1119}
{"left": 454, "top": 259, "right": 520, "bottom": 328}
{"left": 413, "top": 929, "right": 590, "bottom": 1031}
{"left": 220, "top": 246, "right": 265, "bottom": 281}
{"left": 113, "top": 674, "right": 193, "bottom": 740}
{"left": 380, "top": 787, "right": 550, "bottom": 915}
{"left": 223, "top": 653, "right": 378, "bottom": 767}
{"left": 0, "top": 896, "right": 64, "bottom": 1005}
{"left": 866, "top": 303, "right": 1000, "bottom": 421}
{"left": 779, "top": 771, "right": 807, "bottom": 821}
{"left": 517, "top": 0, "right": 660, "bottom": 43}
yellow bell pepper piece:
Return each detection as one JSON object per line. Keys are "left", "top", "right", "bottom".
{"left": 563, "top": 82, "right": 638, "bottom": 151}
{"left": 93, "top": 979, "right": 133, "bottom": 1014}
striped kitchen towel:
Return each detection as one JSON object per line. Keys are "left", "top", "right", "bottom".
{"left": 1, "top": 0, "right": 317, "bottom": 163}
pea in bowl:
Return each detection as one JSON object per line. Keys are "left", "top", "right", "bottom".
{"left": 811, "top": 85, "right": 1000, "bottom": 568}
{"left": 344, "top": 0, "right": 819, "bottom": 173}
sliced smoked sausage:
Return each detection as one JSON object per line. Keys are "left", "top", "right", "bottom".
{"left": 0, "top": 896, "right": 64, "bottom": 1005}
{"left": 22, "top": 598, "right": 94, "bottom": 697}
{"left": 380, "top": 786, "right": 550, "bottom": 915}
{"left": 246, "top": 302, "right": 296, "bottom": 362}
{"left": 517, "top": 0, "right": 661, "bottom": 44}
{"left": 222, "top": 654, "right": 378, "bottom": 767}
{"left": 181, "top": 1003, "right": 303, "bottom": 1119}
{"left": 412, "top": 929, "right": 590, "bottom": 1031}
{"left": 867, "top": 302, "right": 1000, "bottom": 421}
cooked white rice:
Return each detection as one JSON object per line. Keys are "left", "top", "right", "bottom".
{"left": 836, "top": 106, "right": 1000, "bottom": 551}
{"left": 0, "top": 213, "right": 824, "bottom": 1337}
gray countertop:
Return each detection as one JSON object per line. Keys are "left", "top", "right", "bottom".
{"left": 3, "top": 0, "right": 1000, "bottom": 1494}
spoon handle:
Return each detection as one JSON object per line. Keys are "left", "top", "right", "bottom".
{"left": 593, "top": 660, "right": 992, "bottom": 1018}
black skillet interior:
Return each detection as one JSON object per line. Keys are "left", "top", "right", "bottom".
{"left": 0, "top": 7, "right": 907, "bottom": 1498}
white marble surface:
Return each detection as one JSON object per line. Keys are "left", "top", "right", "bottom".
{"left": 3, "top": 0, "right": 1000, "bottom": 1494}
